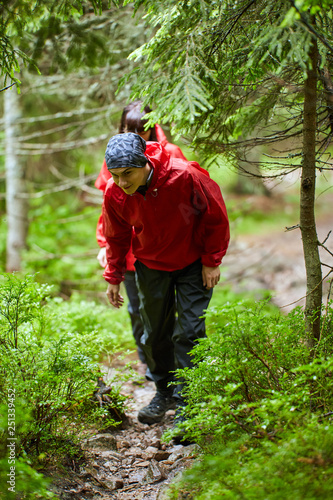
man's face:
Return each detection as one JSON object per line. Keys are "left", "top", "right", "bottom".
{"left": 110, "top": 164, "right": 150, "bottom": 195}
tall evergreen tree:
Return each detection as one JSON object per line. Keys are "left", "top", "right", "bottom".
{"left": 122, "top": 0, "right": 333, "bottom": 343}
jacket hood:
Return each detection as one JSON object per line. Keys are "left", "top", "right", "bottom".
{"left": 144, "top": 142, "right": 171, "bottom": 194}
{"left": 154, "top": 124, "right": 168, "bottom": 147}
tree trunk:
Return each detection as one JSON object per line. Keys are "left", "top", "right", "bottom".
{"left": 300, "top": 39, "right": 322, "bottom": 344}
{"left": 4, "top": 86, "right": 29, "bottom": 272}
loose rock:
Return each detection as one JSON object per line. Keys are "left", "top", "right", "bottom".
{"left": 81, "top": 433, "right": 117, "bottom": 451}
{"left": 145, "top": 459, "right": 168, "bottom": 484}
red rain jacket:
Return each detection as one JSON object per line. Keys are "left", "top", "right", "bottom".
{"left": 102, "top": 142, "right": 229, "bottom": 285}
{"left": 95, "top": 125, "right": 187, "bottom": 271}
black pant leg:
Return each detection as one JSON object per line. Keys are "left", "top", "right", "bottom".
{"left": 124, "top": 271, "right": 146, "bottom": 363}
{"left": 173, "top": 259, "right": 213, "bottom": 397}
{"left": 135, "top": 260, "right": 176, "bottom": 392}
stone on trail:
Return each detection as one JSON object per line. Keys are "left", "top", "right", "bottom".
{"left": 81, "top": 433, "right": 117, "bottom": 451}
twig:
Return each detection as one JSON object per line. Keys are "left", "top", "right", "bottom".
{"left": 16, "top": 174, "right": 98, "bottom": 198}
{"left": 210, "top": 0, "right": 257, "bottom": 55}
{"left": 279, "top": 269, "right": 333, "bottom": 308}
{"left": 29, "top": 244, "right": 98, "bottom": 260}
{"left": 322, "top": 262, "right": 333, "bottom": 269}
{"left": 318, "top": 232, "right": 333, "bottom": 258}
{"left": 318, "top": 411, "right": 333, "bottom": 422}
{"left": 0, "top": 83, "right": 17, "bottom": 93}
{"left": 2, "top": 133, "right": 108, "bottom": 154}
{"left": 246, "top": 345, "right": 281, "bottom": 391}
{"left": 48, "top": 164, "right": 103, "bottom": 197}
{"left": 55, "top": 209, "right": 101, "bottom": 224}
{"left": 285, "top": 224, "right": 300, "bottom": 231}
{"left": 321, "top": 230, "right": 332, "bottom": 246}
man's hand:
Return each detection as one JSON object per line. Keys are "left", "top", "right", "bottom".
{"left": 106, "top": 283, "right": 124, "bottom": 308}
{"left": 97, "top": 247, "right": 107, "bottom": 268}
{"left": 202, "top": 265, "right": 220, "bottom": 289}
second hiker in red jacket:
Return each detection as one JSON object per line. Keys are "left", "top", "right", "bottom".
{"left": 95, "top": 102, "right": 187, "bottom": 374}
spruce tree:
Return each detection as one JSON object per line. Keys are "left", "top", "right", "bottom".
{"left": 122, "top": 0, "right": 333, "bottom": 343}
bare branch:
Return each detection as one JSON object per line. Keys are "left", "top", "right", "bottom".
{"left": 79, "top": 183, "right": 104, "bottom": 197}
{"left": 0, "top": 134, "right": 108, "bottom": 156}
{"left": 55, "top": 209, "right": 101, "bottom": 224}
{"left": 0, "top": 83, "right": 16, "bottom": 93}
{"left": 321, "top": 230, "right": 332, "bottom": 246}
{"left": 0, "top": 112, "right": 111, "bottom": 143}
{"left": 14, "top": 174, "right": 99, "bottom": 199}
{"left": 318, "top": 232, "right": 333, "bottom": 258}
{"left": 210, "top": 0, "right": 258, "bottom": 55}
{"left": 28, "top": 244, "right": 98, "bottom": 261}
{"left": 0, "top": 104, "right": 114, "bottom": 126}
{"left": 285, "top": 224, "right": 300, "bottom": 232}
{"left": 279, "top": 269, "right": 333, "bottom": 309}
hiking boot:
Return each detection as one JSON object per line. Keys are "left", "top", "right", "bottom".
{"left": 138, "top": 392, "right": 176, "bottom": 424}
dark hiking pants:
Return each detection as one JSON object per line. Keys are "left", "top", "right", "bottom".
{"left": 124, "top": 271, "right": 145, "bottom": 363}
{"left": 134, "top": 259, "right": 213, "bottom": 400}
{"left": 124, "top": 271, "right": 153, "bottom": 380}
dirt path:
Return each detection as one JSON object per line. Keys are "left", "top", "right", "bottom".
{"left": 49, "top": 364, "right": 200, "bottom": 500}
{"left": 222, "top": 214, "right": 333, "bottom": 311}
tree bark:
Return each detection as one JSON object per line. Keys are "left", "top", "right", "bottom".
{"left": 300, "top": 39, "right": 322, "bottom": 344}
{"left": 4, "top": 86, "right": 29, "bottom": 272}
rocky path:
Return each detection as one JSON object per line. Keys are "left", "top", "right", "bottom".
{"left": 51, "top": 366, "right": 200, "bottom": 500}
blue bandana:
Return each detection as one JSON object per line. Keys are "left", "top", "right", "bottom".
{"left": 105, "top": 133, "right": 147, "bottom": 170}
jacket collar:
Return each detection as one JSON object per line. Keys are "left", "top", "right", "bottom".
{"left": 143, "top": 142, "right": 171, "bottom": 194}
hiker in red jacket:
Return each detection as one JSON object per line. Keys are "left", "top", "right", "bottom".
{"left": 95, "top": 102, "right": 187, "bottom": 372}
{"left": 102, "top": 132, "right": 230, "bottom": 435}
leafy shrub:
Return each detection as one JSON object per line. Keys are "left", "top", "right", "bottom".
{"left": 167, "top": 302, "right": 312, "bottom": 442}
{"left": 164, "top": 300, "right": 333, "bottom": 499}
{"left": 45, "top": 292, "right": 134, "bottom": 356}
{"left": 0, "top": 273, "right": 129, "bottom": 498}
{"left": 167, "top": 422, "right": 333, "bottom": 500}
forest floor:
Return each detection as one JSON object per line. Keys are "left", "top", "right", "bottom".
{"left": 46, "top": 194, "right": 333, "bottom": 500}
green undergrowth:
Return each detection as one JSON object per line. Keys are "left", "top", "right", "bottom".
{"left": 46, "top": 290, "right": 134, "bottom": 355}
{"left": 168, "top": 423, "right": 333, "bottom": 500}
{"left": 0, "top": 274, "right": 133, "bottom": 499}
{"left": 164, "top": 299, "right": 333, "bottom": 499}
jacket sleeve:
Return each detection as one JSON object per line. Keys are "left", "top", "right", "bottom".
{"left": 95, "top": 159, "right": 111, "bottom": 191}
{"left": 102, "top": 194, "right": 133, "bottom": 285}
{"left": 191, "top": 171, "right": 230, "bottom": 268}
{"left": 95, "top": 159, "right": 111, "bottom": 248}
{"left": 96, "top": 213, "right": 107, "bottom": 248}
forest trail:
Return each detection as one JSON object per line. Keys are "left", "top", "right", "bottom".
{"left": 49, "top": 364, "right": 200, "bottom": 500}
